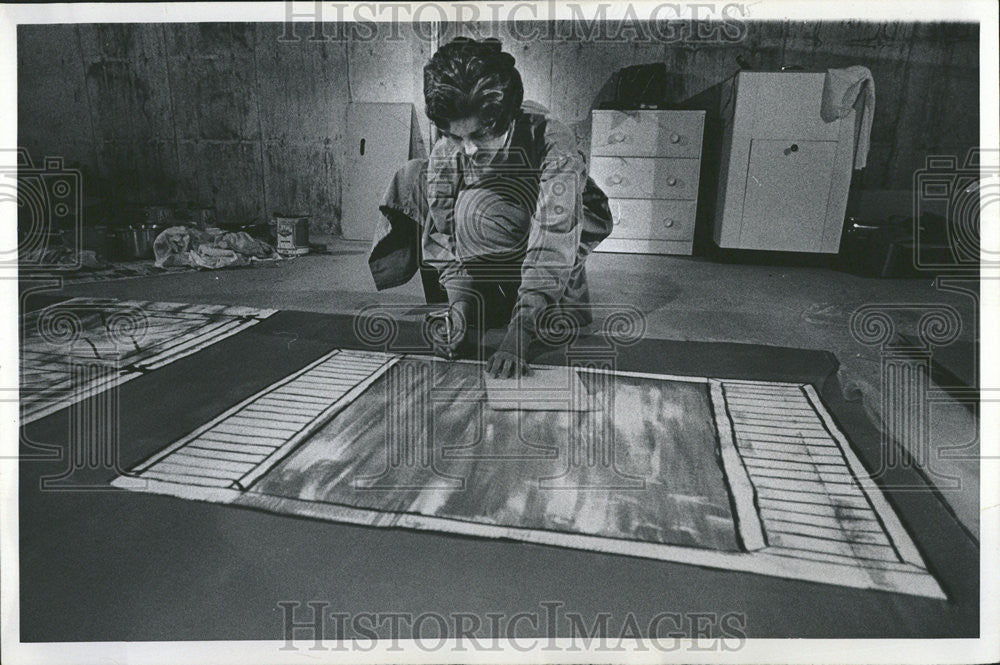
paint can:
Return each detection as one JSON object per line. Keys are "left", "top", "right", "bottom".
{"left": 273, "top": 213, "right": 310, "bottom": 256}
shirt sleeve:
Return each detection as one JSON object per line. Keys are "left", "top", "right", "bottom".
{"left": 509, "top": 118, "right": 587, "bottom": 336}
{"left": 422, "top": 137, "right": 477, "bottom": 304}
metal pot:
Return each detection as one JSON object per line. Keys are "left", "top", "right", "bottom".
{"left": 117, "top": 224, "right": 163, "bottom": 260}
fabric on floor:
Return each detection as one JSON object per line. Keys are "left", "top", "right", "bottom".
{"left": 236, "top": 360, "right": 741, "bottom": 552}
{"left": 113, "top": 351, "right": 943, "bottom": 598}
{"left": 18, "top": 307, "right": 978, "bottom": 641}
{"left": 18, "top": 297, "right": 277, "bottom": 424}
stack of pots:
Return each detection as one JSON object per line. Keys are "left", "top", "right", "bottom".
{"left": 109, "top": 205, "right": 171, "bottom": 260}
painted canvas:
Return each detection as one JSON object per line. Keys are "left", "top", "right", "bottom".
{"left": 114, "top": 349, "right": 944, "bottom": 599}
{"left": 20, "top": 298, "right": 276, "bottom": 424}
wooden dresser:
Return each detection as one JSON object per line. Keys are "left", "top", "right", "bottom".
{"left": 588, "top": 109, "right": 706, "bottom": 255}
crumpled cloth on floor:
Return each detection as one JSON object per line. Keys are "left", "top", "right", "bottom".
{"left": 822, "top": 65, "right": 875, "bottom": 170}
{"left": 153, "top": 226, "right": 281, "bottom": 269}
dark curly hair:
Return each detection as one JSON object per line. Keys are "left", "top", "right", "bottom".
{"left": 423, "top": 37, "right": 524, "bottom": 136}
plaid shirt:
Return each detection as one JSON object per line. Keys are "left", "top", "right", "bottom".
{"left": 423, "top": 102, "right": 610, "bottom": 334}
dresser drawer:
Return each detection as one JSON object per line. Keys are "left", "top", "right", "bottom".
{"left": 590, "top": 156, "right": 700, "bottom": 200}
{"left": 607, "top": 199, "right": 696, "bottom": 240}
{"left": 591, "top": 110, "right": 704, "bottom": 158}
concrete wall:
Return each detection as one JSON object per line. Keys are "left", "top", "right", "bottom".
{"left": 18, "top": 21, "right": 978, "bottom": 234}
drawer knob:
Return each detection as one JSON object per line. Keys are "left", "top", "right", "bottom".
{"left": 609, "top": 174, "right": 624, "bottom": 185}
{"left": 667, "top": 177, "right": 677, "bottom": 186}
{"left": 663, "top": 218, "right": 675, "bottom": 228}
{"left": 609, "top": 132, "right": 626, "bottom": 144}
{"left": 669, "top": 133, "right": 680, "bottom": 143}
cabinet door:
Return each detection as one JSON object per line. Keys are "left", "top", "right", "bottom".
{"left": 739, "top": 139, "right": 836, "bottom": 251}
{"left": 341, "top": 103, "right": 420, "bottom": 240}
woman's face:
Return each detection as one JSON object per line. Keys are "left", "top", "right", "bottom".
{"left": 439, "top": 117, "right": 510, "bottom": 157}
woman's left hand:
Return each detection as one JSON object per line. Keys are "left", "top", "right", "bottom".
{"left": 486, "top": 327, "right": 531, "bottom": 378}
{"left": 486, "top": 348, "right": 530, "bottom": 378}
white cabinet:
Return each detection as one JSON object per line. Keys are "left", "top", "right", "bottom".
{"left": 590, "top": 110, "right": 705, "bottom": 255}
{"left": 591, "top": 156, "right": 701, "bottom": 201}
{"left": 590, "top": 110, "right": 704, "bottom": 158}
{"left": 341, "top": 102, "right": 426, "bottom": 240}
{"left": 712, "top": 72, "right": 855, "bottom": 253}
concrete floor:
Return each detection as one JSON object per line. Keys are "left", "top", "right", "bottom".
{"left": 48, "top": 238, "right": 980, "bottom": 536}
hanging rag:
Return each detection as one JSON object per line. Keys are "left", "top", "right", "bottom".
{"left": 822, "top": 65, "right": 875, "bottom": 170}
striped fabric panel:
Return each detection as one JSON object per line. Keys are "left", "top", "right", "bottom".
{"left": 113, "top": 363, "right": 944, "bottom": 598}
{"left": 133, "top": 349, "right": 393, "bottom": 488}
{"left": 19, "top": 298, "right": 276, "bottom": 424}
{"left": 721, "top": 381, "right": 903, "bottom": 566}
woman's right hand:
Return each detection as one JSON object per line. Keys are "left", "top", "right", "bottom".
{"left": 432, "top": 300, "right": 474, "bottom": 360}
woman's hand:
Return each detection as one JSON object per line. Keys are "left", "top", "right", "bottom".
{"left": 431, "top": 300, "right": 473, "bottom": 360}
{"left": 486, "top": 326, "right": 531, "bottom": 378}
{"left": 486, "top": 349, "right": 529, "bottom": 378}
